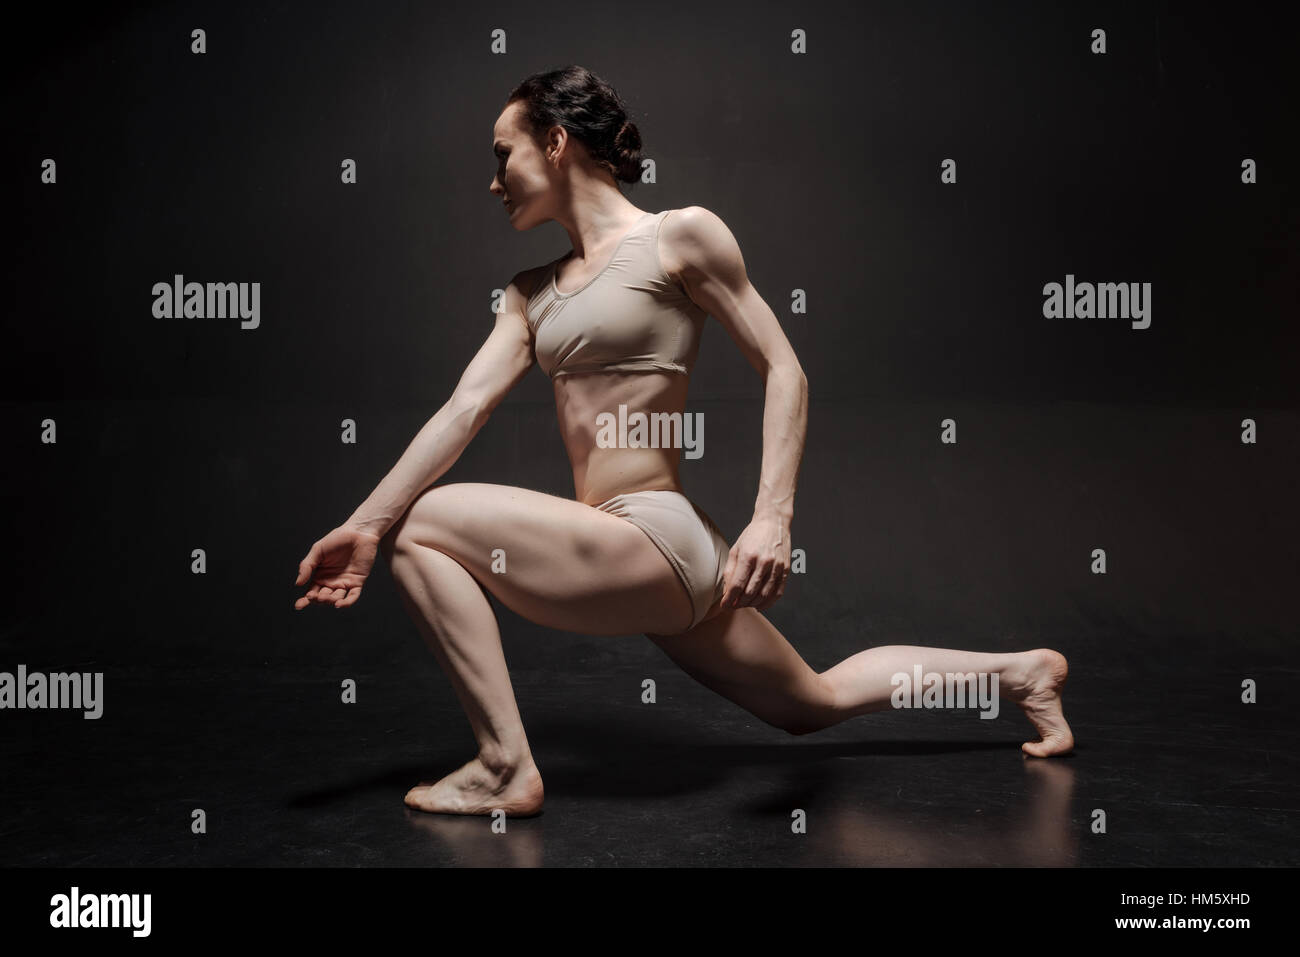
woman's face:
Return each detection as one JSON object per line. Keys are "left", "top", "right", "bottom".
{"left": 489, "top": 101, "right": 558, "bottom": 229}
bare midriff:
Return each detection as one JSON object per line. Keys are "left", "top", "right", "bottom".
{"left": 552, "top": 368, "right": 690, "bottom": 507}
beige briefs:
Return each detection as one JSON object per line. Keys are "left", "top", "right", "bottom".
{"left": 595, "top": 490, "right": 730, "bottom": 632}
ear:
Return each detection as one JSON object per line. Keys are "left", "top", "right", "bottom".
{"left": 546, "top": 124, "right": 568, "bottom": 162}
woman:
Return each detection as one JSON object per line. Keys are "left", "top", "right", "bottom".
{"left": 293, "top": 66, "right": 1074, "bottom": 817}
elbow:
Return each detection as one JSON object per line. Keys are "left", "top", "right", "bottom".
{"left": 786, "top": 360, "right": 808, "bottom": 408}
{"left": 778, "top": 357, "right": 807, "bottom": 397}
{"left": 761, "top": 358, "right": 807, "bottom": 402}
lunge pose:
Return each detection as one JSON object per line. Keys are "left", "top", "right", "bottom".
{"left": 294, "top": 66, "right": 1074, "bottom": 816}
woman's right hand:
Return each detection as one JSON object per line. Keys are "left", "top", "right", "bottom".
{"left": 293, "top": 525, "right": 383, "bottom": 610}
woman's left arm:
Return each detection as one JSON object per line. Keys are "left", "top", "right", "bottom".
{"left": 659, "top": 206, "right": 809, "bottom": 611}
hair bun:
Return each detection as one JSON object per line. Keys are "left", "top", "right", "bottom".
{"left": 616, "top": 119, "right": 640, "bottom": 151}
{"left": 505, "top": 66, "right": 644, "bottom": 184}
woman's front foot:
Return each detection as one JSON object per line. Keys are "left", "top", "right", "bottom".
{"left": 404, "top": 753, "right": 544, "bottom": 816}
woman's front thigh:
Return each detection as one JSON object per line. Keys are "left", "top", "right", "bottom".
{"left": 387, "top": 482, "right": 693, "bottom": 635}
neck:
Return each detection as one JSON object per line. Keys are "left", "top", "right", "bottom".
{"left": 553, "top": 179, "right": 643, "bottom": 260}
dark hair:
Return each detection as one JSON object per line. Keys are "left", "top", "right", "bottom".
{"left": 505, "top": 65, "right": 643, "bottom": 185}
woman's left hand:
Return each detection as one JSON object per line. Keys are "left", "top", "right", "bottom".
{"left": 721, "top": 514, "right": 791, "bottom": 611}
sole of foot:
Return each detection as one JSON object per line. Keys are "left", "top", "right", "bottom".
{"left": 1013, "top": 648, "right": 1074, "bottom": 758}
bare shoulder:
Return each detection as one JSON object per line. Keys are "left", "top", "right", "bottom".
{"left": 657, "top": 205, "right": 746, "bottom": 287}
{"left": 498, "top": 263, "right": 550, "bottom": 321}
{"left": 513, "top": 262, "right": 552, "bottom": 300}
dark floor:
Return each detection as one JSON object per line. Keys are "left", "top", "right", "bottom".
{"left": 1, "top": 628, "right": 1294, "bottom": 867}
{"left": 3, "top": 397, "right": 1297, "bottom": 865}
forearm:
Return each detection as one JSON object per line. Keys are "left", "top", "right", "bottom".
{"left": 343, "top": 397, "right": 487, "bottom": 537}
{"left": 753, "top": 361, "right": 807, "bottom": 523}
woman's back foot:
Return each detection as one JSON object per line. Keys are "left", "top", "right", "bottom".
{"left": 1006, "top": 648, "right": 1075, "bottom": 757}
{"left": 404, "top": 755, "right": 545, "bottom": 816}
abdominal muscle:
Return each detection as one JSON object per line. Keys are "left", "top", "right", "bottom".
{"left": 552, "top": 369, "right": 691, "bottom": 506}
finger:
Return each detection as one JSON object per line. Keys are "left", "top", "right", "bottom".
{"left": 335, "top": 586, "right": 361, "bottom": 608}
{"left": 755, "top": 565, "right": 787, "bottom": 604}
{"left": 755, "top": 575, "right": 787, "bottom": 611}
{"left": 319, "top": 580, "right": 354, "bottom": 604}
{"left": 296, "top": 542, "right": 323, "bottom": 586}
{"left": 329, "top": 584, "right": 356, "bottom": 604}
{"left": 741, "top": 563, "right": 771, "bottom": 606}
{"left": 294, "top": 584, "right": 321, "bottom": 610}
{"left": 722, "top": 544, "right": 738, "bottom": 588}
{"left": 723, "top": 555, "right": 756, "bottom": 607}
{"left": 739, "top": 559, "right": 774, "bottom": 607}
{"left": 721, "top": 556, "right": 745, "bottom": 606}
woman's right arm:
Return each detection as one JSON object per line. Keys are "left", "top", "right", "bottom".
{"left": 341, "top": 272, "right": 537, "bottom": 538}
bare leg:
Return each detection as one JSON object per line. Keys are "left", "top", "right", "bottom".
{"left": 817, "top": 643, "right": 1072, "bottom": 756}
{"left": 384, "top": 542, "right": 544, "bottom": 815}
{"left": 381, "top": 482, "right": 697, "bottom": 816}
{"left": 649, "top": 607, "right": 1073, "bottom": 756}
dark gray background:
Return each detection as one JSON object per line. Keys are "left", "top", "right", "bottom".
{"left": 2, "top": 0, "right": 1296, "bottom": 866}
{"left": 6, "top": 0, "right": 1298, "bottom": 405}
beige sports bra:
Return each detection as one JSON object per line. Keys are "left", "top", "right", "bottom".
{"left": 524, "top": 209, "right": 708, "bottom": 379}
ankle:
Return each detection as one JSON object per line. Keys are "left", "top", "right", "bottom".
{"left": 477, "top": 744, "right": 533, "bottom": 778}
{"left": 999, "top": 654, "right": 1036, "bottom": 700}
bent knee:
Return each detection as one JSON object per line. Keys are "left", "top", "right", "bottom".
{"left": 782, "top": 716, "right": 836, "bottom": 736}
{"left": 780, "top": 676, "right": 839, "bottom": 735}
{"left": 379, "top": 506, "right": 422, "bottom": 561}
{"left": 379, "top": 523, "right": 403, "bottom": 562}
{"left": 383, "top": 484, "right": 471, "bottom": 557}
